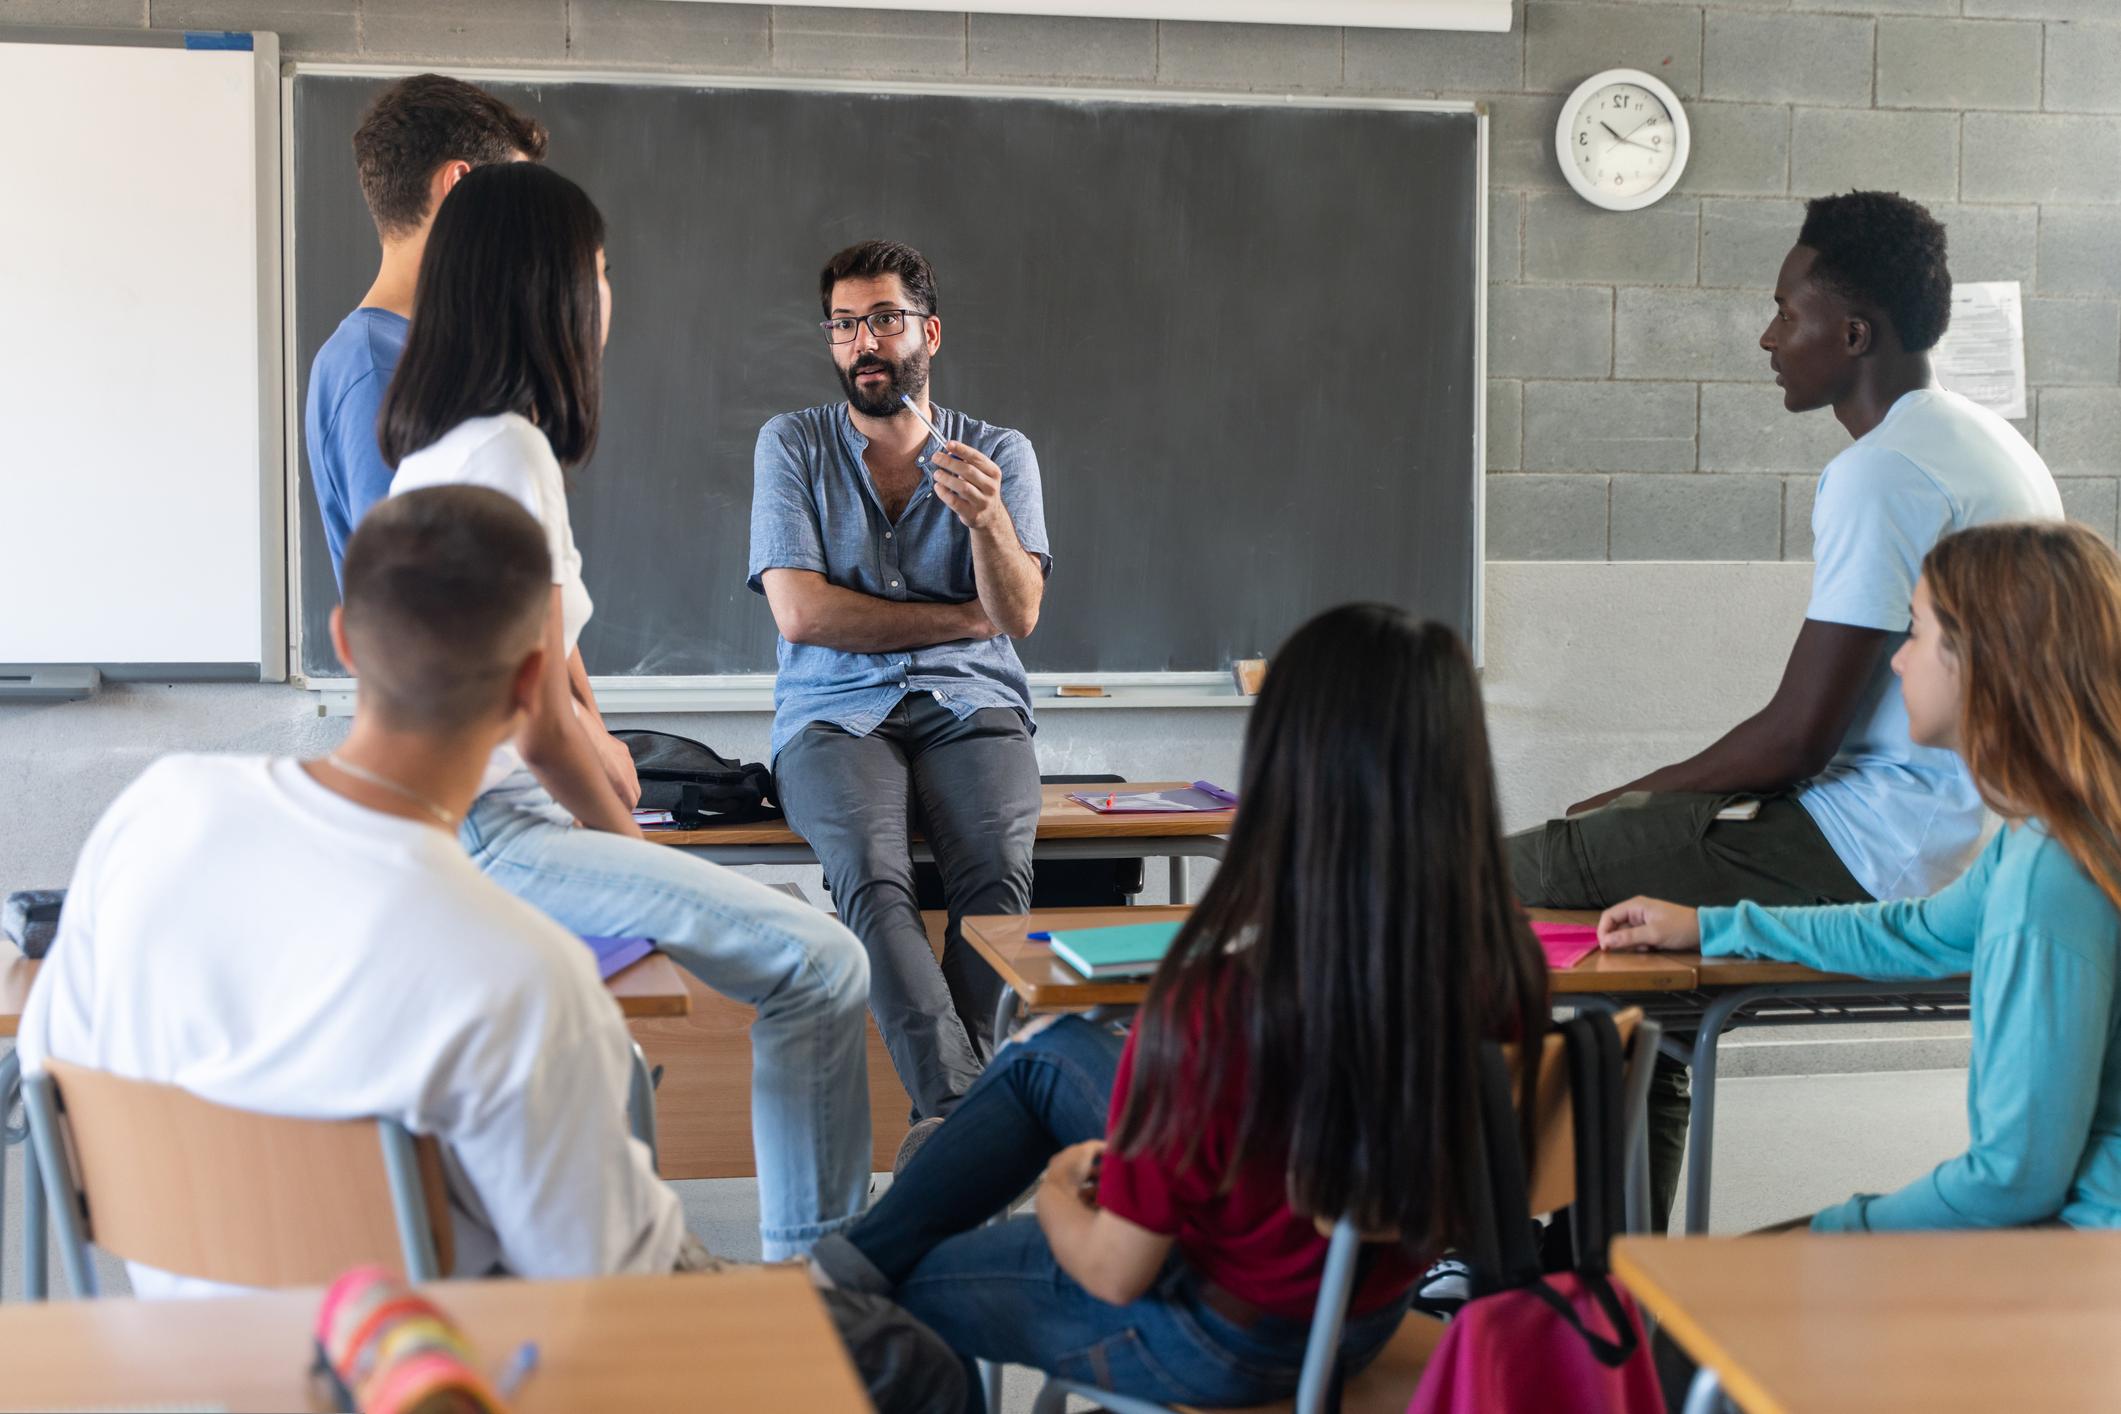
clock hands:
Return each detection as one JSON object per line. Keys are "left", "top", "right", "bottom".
{"left": 1598, "top": 119, "right": 1659, "bottom": 154}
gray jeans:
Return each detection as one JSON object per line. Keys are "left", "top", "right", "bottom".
{"left": 775, "top": 693, "right": 1041, "bottom": 1121}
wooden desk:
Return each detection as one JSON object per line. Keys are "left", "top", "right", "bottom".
{"left": 1614, "top": 1231, "right": 2121, "bottom": 1413}
{"left": 959, "top": 906, "right": 1701, "bottom": 1028}
{"left": 0, "top": 950, "right": 693, "bottom": 1032}
{"left": 649, "top": 780, "right": 1234, "bottom": 902}
{"left": 0, "top": 1267, "right": 867, "bottom": 1413}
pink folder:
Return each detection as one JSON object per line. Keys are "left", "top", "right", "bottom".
{"left": 1530, "top": 921, "right": 1599, "bottom": 971}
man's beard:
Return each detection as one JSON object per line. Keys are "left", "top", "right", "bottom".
{"left": 838, "top": 348, "right": 930, "bottom": 419}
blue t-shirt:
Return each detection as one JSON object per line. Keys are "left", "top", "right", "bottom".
{"left": 747, "top": 403, "right": 1051, "bottom": 761}
{"left": 304, "top": 308, "right": 409, "bottom": 587}
{"left": 1796, "top": 388, "right": 2061, "bottom": 901}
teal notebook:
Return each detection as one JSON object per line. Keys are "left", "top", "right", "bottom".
{"left": 1040, "top": 921, "right": 1183, "bottom": 980}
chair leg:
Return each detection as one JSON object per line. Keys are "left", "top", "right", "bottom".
{"left": 983, "top": 1360, "right": 1009, "bottom": 1412}
{"left": 1682, "top": 1366, "right": 1726, "bottom": 1414}
{"left": 627, "top": 1043, "right": 660, "bottom": 1172}
{"left": 23, "top": 1074, "right": 94, "bottom": 1300}
{"left": 1029, "top": 1376, "right": 1072, "bottom": 1414}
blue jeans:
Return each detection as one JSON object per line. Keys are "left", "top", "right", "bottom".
{"left": 460, "top": 782, "right": 872, "bottom": 1259}
{"left": 813, "top": 1018, "right": 1410, "bottom": 1410}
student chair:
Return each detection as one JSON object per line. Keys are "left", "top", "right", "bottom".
{"left": 1028, "top": 1011, "right": 1662, "bottom": 1414}
{"left": 24, "top": 1058, "right": 452, "bottom": 1299}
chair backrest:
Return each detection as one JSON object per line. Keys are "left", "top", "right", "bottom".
{"left": 1518, "top": 1006, "right": 1642, "bottom": 1218}
{"left": 32, "top": 1058, "right": 453, "bottom": 1291}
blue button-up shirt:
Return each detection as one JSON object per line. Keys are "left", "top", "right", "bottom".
{"left": 748, "top": 403, "right": 1051, "bottom": 760}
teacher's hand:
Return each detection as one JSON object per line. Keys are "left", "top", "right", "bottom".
{"left": 932, "top": 441, "right": 1008, "bottom": 533}
{"left": 1598, "top": 897, "right": 1701, "bottom": 952}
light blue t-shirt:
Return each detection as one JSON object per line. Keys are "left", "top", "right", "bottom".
{"left": 1797, "top": 388, "right": 2061, "bottom": 901}
{"left": 747, "top": 403, "right": 1051, "bottom": 761}
{"left": 304, "top": 307, "right": 409, "bottom": 588}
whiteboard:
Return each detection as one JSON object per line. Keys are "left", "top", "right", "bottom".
{"left": 0, "top": 37, "right": 283, "bottom": 676}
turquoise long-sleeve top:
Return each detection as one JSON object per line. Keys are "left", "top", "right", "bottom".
{"left": 1700, "top": 820, "right": 2121, "bottom": 1233}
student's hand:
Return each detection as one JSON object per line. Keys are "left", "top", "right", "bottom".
{"left": 931, "top": 442, "right": 1010, "bottom": 533}
{"left": 1041, "top": 1139, "right": 1107, "bottom": 1209}
{"left": 596, "top": 729, "right": 643, "bottom": 810}
{"left": 1567, "top": 788, "right": 1622, "bottom": 818}
{"left": 1598, "top": 897, "right": 1702, "bottom": 952}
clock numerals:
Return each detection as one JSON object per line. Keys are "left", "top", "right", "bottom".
{"left": 1558, "top": 70, "right": 1687, "bottom": 209}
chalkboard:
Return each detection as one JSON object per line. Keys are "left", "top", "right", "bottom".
{"left": 292, "top": 75, "right": 1482, "bottom": 680}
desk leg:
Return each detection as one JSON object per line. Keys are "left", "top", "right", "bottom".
{"left": 627, "top": 1042, "right": 660, "bottom": 1174}
{"left": 1681, "top": 1367, "right": 1725, "bottom": 1414}
{"left": 0, "top": 1049, "right": 13, "bottom": 1300}
{"left": 992, "top": 985, "right": 1022, "bottom": 1049}
{"left": 22, "top": 1122, "right": 45, "bottom": 1301}
{"left": 1682, "top": 988, "right": 1767, "bottom": 1237}
{"left": 1167, "top": 855, "right": 1187, "bottom": 904}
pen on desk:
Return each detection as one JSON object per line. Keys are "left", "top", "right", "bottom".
{"left": 497, "top": 1340, "right": 539, "bottom": 1398}
{"left": 1028, "top": 931, "right": 1052, "bottom": 941}
{"left": 1105, "top": 792, "right": 1116, "bottom": 809}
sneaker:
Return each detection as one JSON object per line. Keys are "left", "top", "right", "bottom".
{"left": 892, "top": 1115, "right": 946, "bottom": 1177}
{"left": 1411, "top": 1256, "right": 1474, "bottom": 1321}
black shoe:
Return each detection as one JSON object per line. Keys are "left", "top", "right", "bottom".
{"left": 892, "top": 1115, "right": 945, "bottom": 1177}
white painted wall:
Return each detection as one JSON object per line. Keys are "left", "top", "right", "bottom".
{"left": 0, "top": 561, "right": 1814, "bottom": 896}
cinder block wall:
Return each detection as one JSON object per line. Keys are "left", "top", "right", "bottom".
{"left": 8, "top": 0, "right": 2113, "bottom": 561}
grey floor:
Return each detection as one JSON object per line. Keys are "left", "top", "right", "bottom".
{"left": 0, "top": 1065, "right": 1971, "bottom": 1412}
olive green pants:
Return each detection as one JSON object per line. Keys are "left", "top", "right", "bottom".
{"left": 1506, "top": 791, "right": 1871, "bottom": 1231}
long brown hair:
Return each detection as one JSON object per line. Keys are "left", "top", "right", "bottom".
{"left": 1924, "top": 521, "right": 2121, "bottom": 909}
{"left": 1108, "top": 605, "right": 1549, "bottom": 1251}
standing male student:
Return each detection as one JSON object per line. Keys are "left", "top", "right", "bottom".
{"left": 1506, "top": 191, "right": 2062, "bottom": 1229}
{"left": 750, "top": 240, "right": 1050, "bottom": 1166}
{"left": 305, "top": 73, "right": 545, "bottom": 585}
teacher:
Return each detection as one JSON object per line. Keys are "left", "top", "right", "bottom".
{"left": 748, "top": 239, "right": 1052, "bottom": 1169}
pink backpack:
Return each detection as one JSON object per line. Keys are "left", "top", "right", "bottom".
{"left": 1408, "top": 1015, "right": 1664, "bottom": 1414}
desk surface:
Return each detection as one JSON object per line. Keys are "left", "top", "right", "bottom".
{"left": 0, "top": 950, "right": 692, "bottom": 1039}
{"left": 960, "top": 907, "right": 1702, "bottom": 1009}
{"left": 651, "top": 780, "right": 1236, "bottom": 848}
{"left": 0, "top": 1267, "right": 867, "bottom": 1413}
{"left": 1614, "top": 1231, "right": 2121, "bottom": 1413}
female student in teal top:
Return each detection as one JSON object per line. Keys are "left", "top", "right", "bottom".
{"left": 1601, "top": 520, "right": 2121, "bottom": 1232}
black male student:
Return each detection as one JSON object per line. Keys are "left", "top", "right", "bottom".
{"left": 1508, "top": 191, "right": 2061, "bottom": 1230}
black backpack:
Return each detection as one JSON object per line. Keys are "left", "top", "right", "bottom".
{"left": 615, "top": 730, "right": 782, "bottom": 827}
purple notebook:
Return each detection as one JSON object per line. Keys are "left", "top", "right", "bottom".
{"left": 582, "top": 935, "right": 656, "bottom": 980}
{"left": 1066, "top": 781, "right": 1239, "bottom": 814}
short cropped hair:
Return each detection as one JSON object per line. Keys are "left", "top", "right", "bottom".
{"left": 819, "top": 240, "right": 938, "bottom": 318}
{"left": 1798, "top": 191, "right": 1952, "bottom": 353}
{"left": 339, "top": 486, "right": 552, "bottom": 734}
{"left": 351, "top": 73, "right": 548, "bottom": 239}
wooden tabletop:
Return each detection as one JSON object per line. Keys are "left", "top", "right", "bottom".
{"left": 650, "top": 780, "right": 1236, "bottom": 847}
{"left": 0, "top": 949, "right": 692, "bottom": 1038}
{"left": 1614, "top": 1231, "right": 2121, "bottom": 1413}
{"left": 0, "top": 1266, "right": 867, "bottom": 1413}
{"left": 960, "top": 906, "right": 1702, "bottom": 1010}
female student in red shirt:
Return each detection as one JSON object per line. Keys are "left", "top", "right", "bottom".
{"left": 810, "top": 603, "right": 1550, "bottom": 1409}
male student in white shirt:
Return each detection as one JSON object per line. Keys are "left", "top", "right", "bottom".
{"left": 17, "top": 486, "right": 961, "bottom": 1413}
{"left": 1506, "top": 191, "right": 2062, "bottom": 1232}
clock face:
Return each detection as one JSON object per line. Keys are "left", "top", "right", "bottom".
{"left": 1569, "top": 82, "right": 1677, "bottom": 202}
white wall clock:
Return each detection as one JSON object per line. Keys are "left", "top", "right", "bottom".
{"left": 1555, "top": 68, "right": 1690, "bottom": 212}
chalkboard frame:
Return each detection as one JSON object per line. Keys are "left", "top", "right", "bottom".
{"left": 283, "top": 64, "right": 1488, "bottom": 710}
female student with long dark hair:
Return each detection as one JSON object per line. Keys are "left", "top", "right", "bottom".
{"left": 810, "top": 603, "right": 1550, "bottom": 1408}
{"left": 375, "top": 162, "right": 874, "bottom": 1261}
{"left": 1603, "top": 520, "right": 2121, "bottom": 1231}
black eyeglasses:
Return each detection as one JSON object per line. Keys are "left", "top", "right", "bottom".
{"left": 820, "top": 309, "right": 925, "bottom": 344}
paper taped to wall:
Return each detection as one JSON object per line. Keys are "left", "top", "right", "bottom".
{"left": 1932, "top": 281, "right": 2028, "bottom": 421}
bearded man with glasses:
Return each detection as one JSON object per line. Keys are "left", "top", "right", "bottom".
{"left": 748, "top": 240, "right": 1052, "bottom": 1170}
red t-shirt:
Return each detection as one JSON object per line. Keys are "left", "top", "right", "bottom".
{"left": 1095, "top": 1024, "right": 1423, "bottom": 1321}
